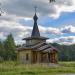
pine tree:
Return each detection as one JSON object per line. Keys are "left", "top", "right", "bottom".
{"left": 0, "top": 41, "right": 5, "bottom": 61}
{"left": 4, "top": 34, "right": 16, "bottom": 60}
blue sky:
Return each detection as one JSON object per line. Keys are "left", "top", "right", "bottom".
{"left": 38, "top": 12, "right": 75, "bottom": 27}
{"left": 20, "top": 11, "right": 75, "bottom": 38}
{"left": 0, "top": 0, "right": 75, "bottom": 45}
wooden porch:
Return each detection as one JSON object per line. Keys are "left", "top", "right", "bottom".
{"left": 32, "top": 50, "right": 57, "bottom": 63}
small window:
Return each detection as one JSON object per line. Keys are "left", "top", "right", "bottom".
{"left": 26, "top": 53, "right": 29, "bottom": 60}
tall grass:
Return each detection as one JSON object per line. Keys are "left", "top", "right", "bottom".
{"left": 0, "top": 61, "right": 75, "bottom": 75}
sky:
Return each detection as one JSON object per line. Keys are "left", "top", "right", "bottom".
{"left": 0, "top": 0, "right": 75, "bottom": 45}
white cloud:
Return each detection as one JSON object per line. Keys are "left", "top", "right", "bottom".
{"left": 61, "top": 25, "right": 75, "bottom": 34}
{"left": 0, "top": 32, "right": 6, "bottom": 40}
{"left": 24, "top": 18, "right": 32, "bottom": 21}
{"left": 0, "top": 20, "right": 75, "bottom": 45}
{"left": 0, "top": 0, "right": 75, "bottom": 45}
{"left": 0, "top": 0, "right": 75, "bottom": 19}
{"left": 0, "top": 21, "right": 62, "bottom": 44}
{"left": 39, "top": 25, "right": 61, "bottom": 35}
{"left": 47, "top": 36, "right": 75, "bottom": 45}
{"left": 0, "top": 21, "right": 32, "bottom": 43}
{"left": 50, "top": 0, "right": 75, "bottom": 18}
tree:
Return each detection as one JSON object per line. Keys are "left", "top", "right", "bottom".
{"left": 4, "top": 34, "right": 16, "bottom": 60}
{"left": 0, "top": 41, "right": 5, "bottom": 61}
{"left": 51, "top": 42, "right": 75, "bottom": 61}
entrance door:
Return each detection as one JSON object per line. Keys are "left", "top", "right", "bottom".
{"left": 41, "top": 53, "right": 48, "bottom": 63}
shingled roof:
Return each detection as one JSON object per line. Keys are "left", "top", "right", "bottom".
{"left": 17, "top": 42, "right": 58, "bottom": 53}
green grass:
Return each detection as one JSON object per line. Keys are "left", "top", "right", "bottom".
{"left": 0, "top": 61, "right": 75, "bottom": 75}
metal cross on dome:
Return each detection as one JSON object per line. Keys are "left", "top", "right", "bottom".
{"left": 34, "top": 6, "right": 37, "bottom": 14}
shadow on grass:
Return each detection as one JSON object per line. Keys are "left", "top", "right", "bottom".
{"left": 20, "top": 71, "right": 36, "bottom": 75}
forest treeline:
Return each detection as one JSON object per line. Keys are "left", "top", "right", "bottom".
{"left": 0, "top": 34, "right": 75, "bottom": 61}
{"left": 51, "top": 43, "right": 75, "bottom": 61}
{"left": 0, "top": 34, "right": 16, "bottom": 61}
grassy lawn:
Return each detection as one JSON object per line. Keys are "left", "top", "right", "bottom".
{"left": 0, "top": 61, "right": 75, "bottom": 75}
